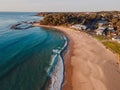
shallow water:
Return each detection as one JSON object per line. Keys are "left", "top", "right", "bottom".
{"left": 0, "top": 12, "right": 66, "bottom": 90}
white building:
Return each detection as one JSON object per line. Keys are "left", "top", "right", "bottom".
{"left": 95, "top": 26, "right": 105, "bottom": 35}
{"left": 71, "top": 24, "right": 87, "bottom": 30}
{"left": 96, "top": 30, "right": 103, "bottom": 35}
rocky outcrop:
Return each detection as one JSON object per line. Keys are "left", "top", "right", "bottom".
{"left": 11, "top": 21, "right": 35, "bottom": 30}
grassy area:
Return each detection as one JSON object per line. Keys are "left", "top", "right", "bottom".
{"left": 102, "top": 41, "right": 120, "bottom": 54}
{"left": 93, "top": 35, "right": 120, "bottom": 55}
{"left": 95, "top": 35, "right": 106, "bottom": 41}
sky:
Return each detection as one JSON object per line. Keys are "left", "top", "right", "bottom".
{"left": 0, "top": 0, "right": 120, "bottom": 12}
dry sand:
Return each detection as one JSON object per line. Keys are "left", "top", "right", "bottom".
{"left": 34, "top": 23, "right": 120, "bottom": 90}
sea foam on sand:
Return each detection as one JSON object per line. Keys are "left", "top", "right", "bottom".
{"left": 48, "top": 55, "right": 64, "bottom": 90}
{"left": 47, "top": 36, "right": 67, "bottom": 90}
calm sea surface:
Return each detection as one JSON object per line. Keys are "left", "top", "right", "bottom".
{"left": 0, "top": 12, "right": 66, "bottom": 90}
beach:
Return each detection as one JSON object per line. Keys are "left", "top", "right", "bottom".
{"left": 34, "top": 23, "right": 120, "bottom": 90}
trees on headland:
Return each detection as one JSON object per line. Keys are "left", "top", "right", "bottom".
{"left": 40, "top": 13, "right": 81, "bottom": 26}
{"left": 39, "top": 11, "right": 120, "bottom": 38}
{"left": 39, "top": 11, "right": 120, "bottom": 26}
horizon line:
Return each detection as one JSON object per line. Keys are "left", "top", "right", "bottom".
{"left": 0, "top": 10, "right": 120, "bottom": 13}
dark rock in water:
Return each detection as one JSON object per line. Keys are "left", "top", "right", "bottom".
{"left": 11, "top": 22, "right": 33, "bottom": 30}
{"left": 11, "top": 23, "right": 21, "bottom": 29}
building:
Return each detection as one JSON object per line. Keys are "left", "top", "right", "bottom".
{"left": 71, "top": 24, "right": 87, "bottom": 30}
{"left": 95, "top": 26, "right": 105, "bottom": 35}
{"left": 98, "top": 18, "right": 107, "bottom": 27}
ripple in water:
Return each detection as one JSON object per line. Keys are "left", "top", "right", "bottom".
{"left": 0, "top": 12, "right": 67, "bottom": 90}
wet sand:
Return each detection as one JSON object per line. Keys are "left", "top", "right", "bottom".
{"left": 34, "top": 23, "right": 120, "bottom": 90}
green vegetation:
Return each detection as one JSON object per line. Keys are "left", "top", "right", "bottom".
{"left": 102, "top": 41, "right": 120, "bottom": 54}
{"left": 39, "top": 12, "right": 102, "bottom": 28}
{"left": 94, "top": 35, "right": 120, "bottom": 55}
{"left": 116, "top": 21, "right": 120, "bottom": 27}
{"left": 39, "top": 11, "right": 120, "bottom": 31}
{"left": 95, "top": 35, "right": 106, "bottom": 41}
{"left": 39, "top": 11, "right": 120, "bottom": 55}
{"left": 40, "top": 13, "right": 82, "bottom": 26}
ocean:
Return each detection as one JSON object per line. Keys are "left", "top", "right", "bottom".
{"left": 0, "top": 12, "right": 67, "bottom": 90}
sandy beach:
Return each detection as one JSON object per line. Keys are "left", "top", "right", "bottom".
{"left": 34, "top": 23, "right": 120, "bottom": 90}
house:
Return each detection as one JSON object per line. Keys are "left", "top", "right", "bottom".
{"left": 95, "top": 26, "right": 105, "bottom": 35}
{"left": 108, "top": 24, "right": 116, "bottom": 36}
{"left": 71, "top": 24, "right": 87, "bottom": 30}
{"left": 96, "top": 30, "right": 103, "bottom": 35}
{"left": 108, "top": 25, "right": 114, "bottom": 30}
{"left": 112, "top": 38, "right": 120, "bottom": 43}
{"left": 116, "top": 37, "right": 120, "bottom": 43}
{"left": 98, "top": 18, "right": 107, "bottom": 27}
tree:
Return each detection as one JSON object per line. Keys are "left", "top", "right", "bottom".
{"left": 116, "top": 21, "right": 120, "bottom": 27}
{"left": 112, "top": 18, "right": 118, "bottom": 24}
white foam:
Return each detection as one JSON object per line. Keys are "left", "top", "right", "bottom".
{"left": 48, "top": 55, "right": 63, "bottom": 90}
{"left": 47, "top": 36, "right": 68, "bottom": 90}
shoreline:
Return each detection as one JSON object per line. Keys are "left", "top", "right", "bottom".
{"left": 46, "top": 55, "right": 64, "bottom": 90}
{"left": 34, "top": 23, "right": 120, "bottom": 90}
{"left": 33, "top": 23, "right": 73, "bottom": 90}
{"left": 47, "top": 35, "right": 68, "bottom": 90}
{"left": 43, "top": 30, "right": 68, "bottom": 90}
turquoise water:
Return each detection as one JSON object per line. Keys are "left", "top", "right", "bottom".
{"left": 0, "top": 12, "right": 66, "bottom": 90}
